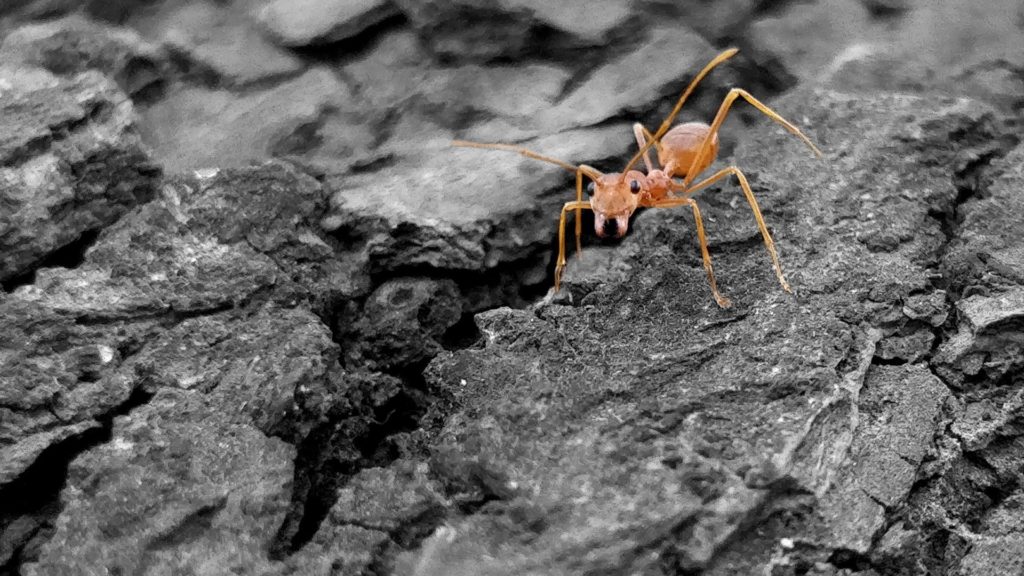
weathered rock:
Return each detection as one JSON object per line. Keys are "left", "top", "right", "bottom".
{"left": 138, "top": 67, "right": 371, "bottom": 174}
{"left": 322, "top": 122, "right": 631, "bottom": 276}
{"left": 813, "top": 364, "right": 949, "bottom": 554}
{"left": 122, "top": 305, "right": 342, "bottom": 440}
{"left": 0, "top": 299, "right": 144, "bottom": 488}
{"left": 22, "top": 388, "right": 295, "bottom": 576}
{"left": 0, "top": 161, "right": 350, "bottom": 569}
{"left": 344, "top": 278, "right": 463, "bottom": 372}
{"left": 539, "top": 26, "right": 722, "bottom": 132}
{"left": 370, "top": 89, "right": 1000, "bottom": 574}
{"left": 12, "top": 162, "right": 347, "bottom": 319}
{"left": 935, "top": 287, "right": 1024, "bottom": 393}
{"left": 395, "top": 0, "right": 634, "bottom": 61}
{"left": 943, "top": 142, "right": 1024, "bottom": 296}
{"left": 258, "top": 0, "right": 400, "bottom": 47}
{"left": 957, "top": 491, "right": 1024, "bottom": 576}
{"left": 0, "top": 65, "right": 159, "bottom": 284}
{"left": 751, "top": 0, "right": 1024, "bottom": 111}
{"left": 0, "top": 14, "right": 168, "bottom": 96}
{"left": 131, "top": 1, "right": 304, "bottom": 86}
{"left": 0, "top": 0, "right": 78, "bottom": 20}
{"left": 1, "top": 162, "right": 328, "bottom": 441}
{"left": 280, "top": 461, "right": 447, "bottom": 575}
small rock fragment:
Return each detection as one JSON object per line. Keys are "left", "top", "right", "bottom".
{"left": 258, "top": 0, "right": 399, "bottom": 47}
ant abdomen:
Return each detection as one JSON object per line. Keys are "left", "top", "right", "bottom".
{"left": 659, "top": 122, "right": 720, "bottom": 178}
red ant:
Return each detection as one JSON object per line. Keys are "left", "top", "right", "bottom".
{"left": 454, "top": 48, "right": 822, "bottom": 308}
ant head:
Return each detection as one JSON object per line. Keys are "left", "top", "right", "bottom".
{"left": 586, "top": 170, "right": 646, "bottom": 238}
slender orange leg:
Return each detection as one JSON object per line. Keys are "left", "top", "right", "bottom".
{"left": 632, "top": 123, "right": 659, "bottom": 173}
{"left": 452, "top": 140, "right": 602, "bottom": 264}
{"left": 675, "top": 166, "right": 793, "bottom": 293}
{"left": 573, "top": 164, "right": 601, "bottom": 260}
{"left": 555, "top": 200, "right": 592, "bottom": 290}
{"left": 652, "top": 197, "right": 731, "bottom": 308}
{"left": 680, "top": 89, "right": 822, "bottom": 190}
{"left": 623, "top": 48, "right": 740, "bottom": 173}
{"left": 452, "top": 140, "right": 580, "bottom": 173}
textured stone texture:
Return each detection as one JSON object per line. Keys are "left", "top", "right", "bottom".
{"left": 23, "top": 389, "right": 296, "bottom": 576}
{"left": 0, "top": 65, "right": 159, "bottom": 284}
{"left": 0, "top": 14, "right": 168, "bottom": 96}
{"left": 2, "top": 1, "right": 1024, "bottom": 575}
{"left": 258, "top": 0, "right": 400, "bottom": 47}
{"left": 134, "top": 1, "right": 303, "bottom": 86}
{"left": 138, "top": 67, "right": 364, "bottom": 174}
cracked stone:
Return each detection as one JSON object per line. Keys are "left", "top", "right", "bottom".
{"left": 944, "top": 142, "right": 1024, "bottom": 294}
{"left": 22, "top": 388, "right": 295, "bottom": 576}
{"left": 389, "top": 89, "right": 1001, "bottom": 574}
{"left": 935, "top": 287, "right": 1024, "bottom": 390}
{"left": 395, "top": 0, "right": 634, "bottom": 60}
{"left": 322, "top": 122, "right": 631, "bottom": 274}
{"left": 138, "top": 67, "right": 368, "bottom": 174}
{"left": 257, "top": 0, "right": 400, "bottom": 47}
{"left": 0, "top": 14, "right": 168, "bottom": 96}
{"left": 815, "top": 364, "right": 948, "bottom": 553}
{"left": 0, "top": 65, "right": 160, "bottom": 284}
{"left": 131, "top": 1, "right": 304, "bottom": 86}
{"left": 344, "top": 278, "right": 463, "bottom": 372}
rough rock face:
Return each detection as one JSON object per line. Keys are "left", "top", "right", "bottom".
{"left": 2, "top": 1, "right": 1024, "bottom": 575}
{"left": 23, "top": 389, "right": 296, "bottom": 576}
{"left": 0, "top": 65, "right": 159, "bottom": 286}
{"left": 0, "top": 14, "right": 168, "bottom": 96}
{"left": 257, "top": 0, "right": 400, "bottom": 47}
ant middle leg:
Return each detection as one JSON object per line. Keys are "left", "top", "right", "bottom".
{"left": 678, "top": 166, "right": 792, "bottom": 293}
{"left": 652, "top": 197, "right": 732, "bottom": 308}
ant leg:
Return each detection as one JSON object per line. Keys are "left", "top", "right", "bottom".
{"left": 623, "top": 48, "right": 740, "bottom": 173}
{"left": 632, "top": 123, "right": 656, "bottom": 173}
{"left": 651, "top": 197, "right": 732, "bottom": 308}
{"left": 555, "top": 200, "right": 592, "bottom": 291}
{"left": 453, "top": 139, "right": 602, "bottom": 264}
{"left": 678, "top": 166, "right": 792, "bottom": 293}
{"left": 453, "top": 140, "right": 578, "bottom": 173}
{"left": 573, "top": 164, "right": 601, "bottom": 260}
{"left": 680, "top": 88, "right": 822, "bottom": 190}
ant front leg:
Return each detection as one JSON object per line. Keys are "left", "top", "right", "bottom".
{"left": 680, "top": 166, "right": 792, "bottom": 293}
{"left": 651, "top": 197, "right": 732, "bottom": 308}
{"left": 555, "top": 200, "right": 592, "bottom": 291}
{"left": 573, "top": 164, "right": 601, "bottom": 260}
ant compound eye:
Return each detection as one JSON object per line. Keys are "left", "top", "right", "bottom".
{"left": 630, "top": 180, "right": 641, "bottom": 194}
{"left": 586, "top": 182, "right": 596, "bottom": 196}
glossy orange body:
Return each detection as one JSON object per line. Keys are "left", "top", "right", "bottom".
{"left": 658, "top": 122, "right": 719, "bottom": 178}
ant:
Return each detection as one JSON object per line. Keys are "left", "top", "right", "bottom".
{"left": 453, "top": 48, "right": 822, "bottom": 308}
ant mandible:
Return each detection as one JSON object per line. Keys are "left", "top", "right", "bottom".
{"left": 453, "top": 48, "right": 822, "bottom": 308}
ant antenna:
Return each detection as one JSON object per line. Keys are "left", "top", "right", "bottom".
{"left": 452, "top": 140, "right": 602, "bottom": 179}
{"left": 621, "top": 48, "right": 739, "bottom": 174}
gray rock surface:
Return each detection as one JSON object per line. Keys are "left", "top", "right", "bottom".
{"left": 257, "top": 0, "right": 400, "bottom": 47}
{"left": 138, "top": 67, "right": 363, "bottom": 174}
{"left": 133, "top": 1, "right": 303, "bottom": 86}
{"left": 23, "top": 389, "right": 295, "bottom": 576}
{"left": 2, "top": 1, "right": 1024, "bottom": 575}
{"left": 0, "top": 14, "right": 168, "bottom": 96}
{"left": 0, "top": 65, "right": 159, "bottom": 285}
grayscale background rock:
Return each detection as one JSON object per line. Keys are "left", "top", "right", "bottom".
{"left": 1, "top": 1, "right": 1023, "bottom": 575}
